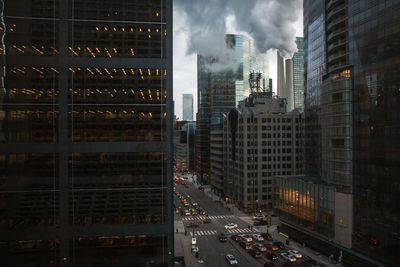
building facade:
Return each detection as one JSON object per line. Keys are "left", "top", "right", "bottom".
{"left": 223, "top": 93, "right": 304, "bottom": 212}
{"left": 182, "top": 93, "right": 193, "bottom": 121}
{"left": 174, "top": 121, "right": 195, "bottom": 172}
{"left": 195, "top": 35, "right": 268, "bottom": 184}
{"left": 293, "top": 37, "right": 305, "bottom": 112}
{"left": 0, "top": 1, "right": 173, "bottom": 266}
{"left": 277, "top": 1, "right": 400, "bottom": 266}
{"left": 210, "top": 120, "right": 224, "bottom": 196}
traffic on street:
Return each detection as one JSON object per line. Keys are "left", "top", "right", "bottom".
{"left": 174, "top": 172, "right": 324, "bottom": 267}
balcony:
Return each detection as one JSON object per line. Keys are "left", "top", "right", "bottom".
{"left": 326, "top": 0, "right": 343, "bottom": 11}
{"left": 326, "top": 16, "right": 346, "bottom": 33}
{"left": 326, "top": 3, "right": 345, "bottom": 21}
{"left": 327, "top": 62, "right": 349, "bottom": 74}
{"left": 327, "top": 39, "right": 347, "bottom": 53}
{"left": 327, "top": 50, "right": 347, "bottom": 63}
{"left": 326, "top": 28, "right": 346, "bottom": 43}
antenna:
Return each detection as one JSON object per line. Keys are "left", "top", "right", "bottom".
{"left": 249, "top": 72, "right": 263, "bottom": 94}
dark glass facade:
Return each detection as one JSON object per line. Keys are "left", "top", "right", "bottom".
{"left": 348, "top": 0, "right": 400, "bottom": 265}
{"left": 0, "top": 0, "right": 173, "bottom": 266}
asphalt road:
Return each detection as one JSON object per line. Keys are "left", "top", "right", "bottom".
{"left": 174, "top": 177, "right": 312, "bottom": 267}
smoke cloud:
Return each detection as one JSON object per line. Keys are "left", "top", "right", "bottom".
{"left": 175, "top": 0, "right": 302, "bottom": 68}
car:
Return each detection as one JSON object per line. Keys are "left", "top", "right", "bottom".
{"left": 191, "top": 210, "right": 198, "bottom": 215}
{"left": 187, "top": 222, "right": 199, "bottom": 228}
{"left": 264, "top": 242, "right": 279, "bottom": 251}
{"left": 191, "top": 245, "right": 199, "bottom": 253}
{"left": 184, "top": 210, "right": 191, "bottom": 216}
{"left": 184, "top": 203, "right": 189, "bottom": 207}
{"left": 280, "top": 253, "right": 296, "bottom": 262}
{"left": 198, "top": 186, "right": 204, "bottom": 191}
{"left": 273, "top": 241, "right": 285, "bottom": 249}
{"left": 253, "top": 214, "right": 265, "bottom": 220}
{"left": 218, "top": 233, "right": 227, "bottom": 242}
{"left": 254, "top": 243, "right": 267, "bottom": 252}
{"left": 254, "top": 220, "right": 268, "bottom": 226}
{"left": 303, "top": 258, "right": 319, "bottom": 267}
{"left": 265, "top": 251, "right": 278, "bottom": 261}
{"left": 203, "top": 218, "right": 211, "bottom": 223}
{"left": 288, "top": 249, "right": 302, "bottom": 258}
{"left": 199, "top": 210, "right": 206, "bottom": 215}
{"left": 253, "top": 234, "right": 264, "bottom": 242}
{"left": 241, "top": 235, "right": 253, "bottom": 242}
{"left": 261, "top": 232, "right": 273, "bottom": 240}
{"left": 226, "top": 254, "right": 238, "bottom": 265}
{"left": 239, "top": 241, "right": 252, "bottom": 250}
{"left": 231, "top": 235, "right": 242, "bottom": 241}
{"left": 191, "top": 237, "right": 197, "bottom": 245}
{"left": 248, "top": 249, "right": 262, "bottom": 258}
{"left": 264, "top": 263, "right": 277, "bottom": 267}
{"left": 224, "top": 223, "right": 238, "bottom": 229}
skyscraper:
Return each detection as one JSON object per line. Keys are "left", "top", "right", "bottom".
{"left": 285, "top": 58, "right": 294, "bottom": 111}
{"left": 0, "top": 1, "right": 173, "bottom": 266}
{"left": 196, "top": 35, "right": 268, "bottom": 184}
{"left": 277, "top": 51, "right": 286, "bottom": 99}
{"left": 275, "top": 1, "right": 400, "bottom": 266}
{"left": 182, "top": 93, "right": 193, "bottom": 121}
{"left": 293, "top": 37, "right": 304, "bottom": 112}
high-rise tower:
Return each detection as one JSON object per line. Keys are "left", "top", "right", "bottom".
{"left": 0, "top": 1, "right": 173, "bottom": 266}
{"left": 182, "top": 93, "right": 193, "bottom": 121}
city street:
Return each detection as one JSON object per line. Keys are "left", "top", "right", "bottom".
{"left": 174, "top": 173, "right": 336, "bottom": 267}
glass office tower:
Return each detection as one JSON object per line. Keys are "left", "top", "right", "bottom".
{"left": 195, "top": 34, "right": 268, "bottom": 184}
{"left": 182, "top": 93, "right": 193, "bottom": 121}
{"left": 293, "top": 37, "right": 304, "bottom": 112}
{"left": 0, "top": 1, "right": 173, "bottom": 266}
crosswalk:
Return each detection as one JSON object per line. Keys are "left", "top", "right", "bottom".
{"left": 189, "top": 228, "right": 256, "bottom": 236}
{"left": 227, "top": 228, "right": 255, "bottom": 234}
{"left": 182, "top": 215, "right": 234, "bottom": 221}
{"left": 190, "top": 230, "right": 218, "bottom": 236}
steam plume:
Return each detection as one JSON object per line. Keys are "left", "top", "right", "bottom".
{"left": 175, "top": 0, "right": 302, "bottom": 63}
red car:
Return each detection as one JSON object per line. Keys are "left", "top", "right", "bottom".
{"left": 249, "top": 249, "right": 262, "bottom": 258}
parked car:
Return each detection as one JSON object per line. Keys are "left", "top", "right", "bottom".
{"left": 249, "top": 249, "right": 262, "bottom": 258}
{"left": 226, "top": 254, "right": 238, "bottom": 265}
{"left": 274, "top": 241, "right": 285, "bottom": 249}
{"left": 280, "top": 253, "right": 296, "bottom": 262}
{"left": 252, "top": 234, "right": 264, "bottom": 242}
{"left": 224, "top": 223, "right": 238, "bottom": 229}
{"left": 218, "top": 233, "right": 227, "bottom": 242}
{"left": 288, "top": 249, "right": 302, "bottom": 259}
{"left": 254, "top": 243, "right": 267, "bottom": 252}
{"left": 265, "top": 251, "right": 278, "bottom": 261}
{"left": 231, "top": 235, "right": 242, "bottom": 241}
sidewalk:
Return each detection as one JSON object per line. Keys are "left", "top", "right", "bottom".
{"left": 269, "top": 224, "right": 342, "bottom": 267}
{"left": 174, "top": 228, "right": 207, "bottom": 267}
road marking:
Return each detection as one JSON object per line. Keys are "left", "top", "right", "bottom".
{"left": 198, "top": 231, "right": 204, "bottom": 235}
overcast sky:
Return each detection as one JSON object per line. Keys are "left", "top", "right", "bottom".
{"left": 173, "top": 2, "right": 304, "bottom": 120}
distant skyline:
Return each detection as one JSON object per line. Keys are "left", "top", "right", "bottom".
{"left": 173, "top": 6, "right": 303, "bottom": 120}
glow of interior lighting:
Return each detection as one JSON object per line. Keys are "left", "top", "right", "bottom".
{"left": 139, "top": 69, "right": 143, "bottom": 75}
{"left": 131, "top": 89, "right": 135, "bottom": 94}
{"left": 139, "top": 28, "right": 142, "bottom": 32}
{"left": 68, "top": 46, "right": 79, "bottom": 56}
{"left": 122, "top": 69, "right": 127, "bottom": 76}
{"left": 122, "top": 28, "right": 125, "bottom": 32}
{"left": 113, "top": 27, "right": 116, "bottom": 31}
{"left": 95, "top": 27, "right": 99, "bottom": 31}
{"left": 156, "top": 69, "right": 159, "bottom": 76}
{"left": 96, "top": 47, "right": 100, "bottom": 53}
{"left": 164, "top": 29, "right": 166, "bottom": 36}
{"left": 147, "top": 69, "right": 151, "bottom": 76}
{"left": 130, "top": 69, "right": 134, "bottom": 75}
{"left": 156, "top": 12, "right": 159, "bottom": 17}
{"left": 86, "top": 68, "right": 94, "bottom": 75}
{"left": 95, "top": 68, "right": 102, "bottom": 75}
{"left": 104, "top": 48, "right": 112, "bottom": 58}
{"left": 156, "top": 28, "right": 159, "bottom": 33}
{"left": 104, "top": 27, "right": 108, "bottom": 31}
{"left": 113, "top": 47, "right": 117, "bottom": 54}
{"left": 32, "top": 45, "right": 44, "bottom": 55}
{"left": 130, "top": 48, "right": 135, "bottom": 56}
{"left": 148, "top": 34, "right": 151, "bottom": 39}
{"left": 130, "top": 28, "right": 134, "bottom": 32}
{"left": 69, "top": 68, "right": 75, "bottom": 73}
{"left": 87, "top": 47, "right": 96, "bottom": 58}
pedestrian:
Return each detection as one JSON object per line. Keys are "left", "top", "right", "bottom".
{"left": 185, "top": 230, "right": 187, "bottom": 236}
{"left": 176, "top": 228, "right": 178, "bottom": 233}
